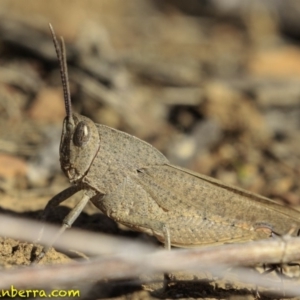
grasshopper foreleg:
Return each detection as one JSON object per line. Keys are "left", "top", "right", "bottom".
{"left": 33, "top": 187, "right": 94, "bottom": 263}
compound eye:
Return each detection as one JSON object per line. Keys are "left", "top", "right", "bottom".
{"left": 73, "top": 121, "right": 90, "bottom": 147}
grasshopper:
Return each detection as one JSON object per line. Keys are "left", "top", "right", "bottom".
{"left": 36, "top": 24, "right": 300, "bottom": 261}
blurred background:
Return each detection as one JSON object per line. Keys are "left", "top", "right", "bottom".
{"left": 1, "top": 0, "right": 300, "bottom": 296}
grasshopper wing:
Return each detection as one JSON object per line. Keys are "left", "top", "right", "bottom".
{"left": 134, "top": 164, "right": 300, "bottom": 246}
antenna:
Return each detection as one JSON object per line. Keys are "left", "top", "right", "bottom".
{"left": 49, "top": 23, "right": 73, "bottom": 123}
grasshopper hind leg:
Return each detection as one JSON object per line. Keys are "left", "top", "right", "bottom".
{"left": 256, "top": 226, "right": 300, "bottom": 297}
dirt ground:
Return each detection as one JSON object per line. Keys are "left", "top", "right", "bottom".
{"left": 1, "top": 1, "right": 300, "bottom": 299}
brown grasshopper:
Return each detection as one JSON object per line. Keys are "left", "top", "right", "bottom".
{"left": 36, "top": 24, "right": 300, "bottom": 261}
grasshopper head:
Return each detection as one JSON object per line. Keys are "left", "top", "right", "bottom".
{"left": 49, "top": 24, "right": 100, "bottom": 183}
{"left": 60, "top": 113, "right": 100, "bottom": 183}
